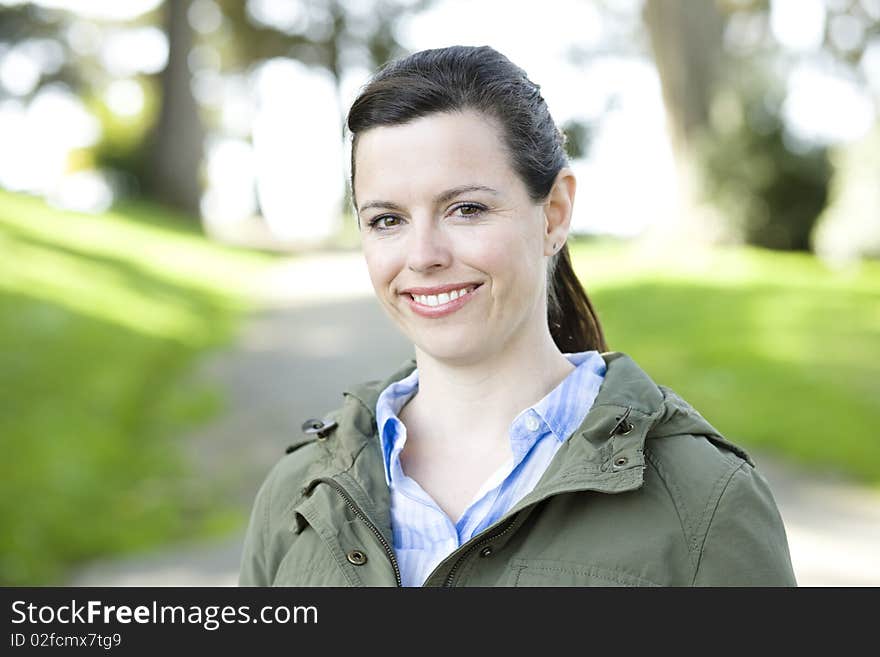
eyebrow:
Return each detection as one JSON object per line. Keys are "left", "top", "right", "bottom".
{"left": 357, "top": 185, "right": 500, "bottom": 214}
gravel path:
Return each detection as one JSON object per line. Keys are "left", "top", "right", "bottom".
{"left": 68, "top": 252, "right": 880, "bottom": 587}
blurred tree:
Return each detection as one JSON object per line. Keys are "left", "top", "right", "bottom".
{"left": 713, "top": 0, "right": 878, "bottom": 253}
{"left": 641, "top": 0, "right": 878, "bottom": 253}
{"left": 642, "top": 0, "right": 726, "bottom": 158}
{"left": 141, "top": 0, "right": 205, "bottom": 216}
{"left": 0, "top": 2, "right": 172, "bottom": 210}
{"left": 639, "top": 0, "right": 728, "bottom": 245}
{"left": 642, "top": 0, "right": 880, "bottom": 250}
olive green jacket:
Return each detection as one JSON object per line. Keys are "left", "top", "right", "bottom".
{"left": 239, "top": 352, "right": 797, "bottom": 587}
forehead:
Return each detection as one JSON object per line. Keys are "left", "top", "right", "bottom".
{"left": 354, "top": 110, "right": 521, "bottom": 207}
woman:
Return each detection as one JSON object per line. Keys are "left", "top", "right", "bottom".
{"left": 239, "top": 45, "right": 796, "bottom": 587}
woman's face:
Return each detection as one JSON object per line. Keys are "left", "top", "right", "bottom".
{"left": 354, "top": 109, "right": 565, "bottom": 365}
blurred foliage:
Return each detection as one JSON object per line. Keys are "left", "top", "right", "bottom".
{"left": 212, "top": 0, "right": 436, "bottom": 76}
{"left": 561, "top": 119, "right": 594, "bottom": 160}
{"left": 0, "top": 190, "right": 278, "bottom": 585}
{"left": 697, "top": 81, "right": 832, "bottom": 251}
{"left": 0, "top": 1, "right": 169, "bottom": 204}
{"left": 569, "top": 238, "right": 880, "bottom": 484}
{"left": 85, "top": 75, "right": 162, "bottom": 197}
{"left": 711, "top": 1, "right": 879, "bottom": 253}
{"left": 0, "top": 3, "right": 80, "bottom": 102}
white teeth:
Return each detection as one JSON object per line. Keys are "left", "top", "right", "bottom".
{"left": 411, "top": 286, "right": 476, "bottom": 307}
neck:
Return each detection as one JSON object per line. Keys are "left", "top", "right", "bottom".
{"left": 407, "top": 323, "right": 575, "bottom": 447}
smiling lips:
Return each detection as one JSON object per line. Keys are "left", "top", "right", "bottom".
{"left": 402, "top": 283, "right": 483, "bottom": 318}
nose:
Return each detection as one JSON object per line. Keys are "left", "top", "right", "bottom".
{"left": 406, "top": 220, "right": 452, "bottom": 273}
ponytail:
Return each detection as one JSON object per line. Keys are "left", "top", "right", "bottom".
{"left": 547, "top": 245, "right": 608, "bottom": 353}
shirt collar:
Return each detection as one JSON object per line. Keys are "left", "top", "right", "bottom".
{"left": 375, "top": 350, "right": 608, "bottom": 487}
{"left": 375, "top": 369, "right": 419, "bottom": 487}
{"left": 507, "top": 351, "right": 606, "bottom": 463}
{"left": 528, "top": 350, "right": 607, "bottom": 443}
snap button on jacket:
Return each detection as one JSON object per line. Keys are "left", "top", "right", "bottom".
{"left": 239, "top": 352, "right": 797, "bottom": 587}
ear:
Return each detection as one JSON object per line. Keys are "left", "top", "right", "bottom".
{"left": 542, "top": 167, "right": 576, "bottom": 256}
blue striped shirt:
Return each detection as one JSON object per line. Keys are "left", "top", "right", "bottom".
{"left": 376, "top": 350, "right": 607, "bottom": 587}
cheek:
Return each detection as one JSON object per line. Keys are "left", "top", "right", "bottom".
{"left": 362, "top": 246, "right": 396, "bottom": 292}
{"left": 472, "top": 226, "right": 542, "bottom": 286}
{"left": 476, "top": 241, "right": 511, "bottom": 276}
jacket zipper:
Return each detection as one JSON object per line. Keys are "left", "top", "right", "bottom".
{"left": 443, "top": 513, "right": 522, "bottom": 587}
{"left": 312, "top": 477, "right": 402, "bottom": 587}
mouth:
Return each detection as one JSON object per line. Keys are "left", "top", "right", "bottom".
{"left": 405, "top": 283, "right": 480, "bottom": 305}
{"left": 402, "top": 283, "right": 484, "bottom": 318}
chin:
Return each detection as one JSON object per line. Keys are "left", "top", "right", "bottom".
{"left": 412, "top": 333, "right": 490, "bottom": 365}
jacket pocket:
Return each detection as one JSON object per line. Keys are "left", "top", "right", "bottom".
{"left": 505, "top": 558, "right": 661, "bottom": 587}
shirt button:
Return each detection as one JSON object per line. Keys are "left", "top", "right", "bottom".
{"left": 525, "top": 415, "right": 540, "bottom": 432}
{"left": 479, "top": 546, "right": 494, "bottom": 558}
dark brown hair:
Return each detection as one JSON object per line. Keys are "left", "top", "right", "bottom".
{"left": 346, "top": 45, "right": 608, "bottom": 353}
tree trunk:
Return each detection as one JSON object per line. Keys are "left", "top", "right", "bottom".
{"left": 642, "top": 0, "right": 725, "bottom": 155}
{"left": 641, "top": 0, "right": 728, "bottom": 245}
{"left": 143, "top": 0, "right": 205, "bottom": 218}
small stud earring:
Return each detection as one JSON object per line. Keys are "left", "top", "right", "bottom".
{"left": 552, "top": 242, "right": 557, "bottom": 251}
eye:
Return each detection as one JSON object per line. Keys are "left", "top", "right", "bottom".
{"left": 366, "top": 215, "right": 403, "bottom": 230}
{"left": 452, "top": 203, "right": 486, "bottom": 218}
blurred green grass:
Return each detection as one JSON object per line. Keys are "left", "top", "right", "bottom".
{"left": 570, "top": 238, "right": 880, "bottom": 484}
{"left": 0, "top": 191, "right": 278, "bottom": 585}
